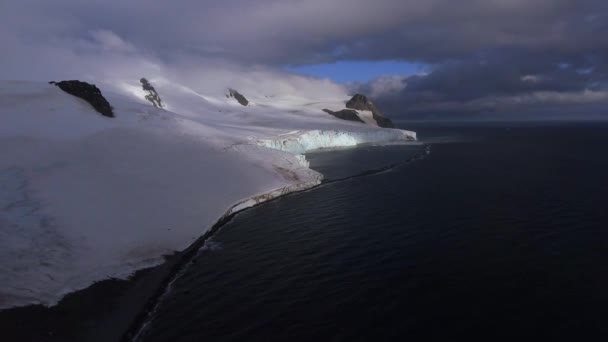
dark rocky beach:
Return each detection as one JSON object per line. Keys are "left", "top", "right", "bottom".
{"left": 1, "top": 258, "right": 172, "bottom": 342}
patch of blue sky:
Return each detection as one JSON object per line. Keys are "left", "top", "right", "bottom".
{"left": 287, "top": 60, "right": 427, "bottom": 83}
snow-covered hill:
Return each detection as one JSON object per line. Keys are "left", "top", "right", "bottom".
{"left": 0, "top": 79, "right": 415, "bottom": 310}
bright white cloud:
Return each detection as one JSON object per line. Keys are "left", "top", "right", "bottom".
{"left": 369, "top": 75, "right": 407, "bottom": 97}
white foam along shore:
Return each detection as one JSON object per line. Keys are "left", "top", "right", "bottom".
{"left": 0, "top": 80, "right": 416, "bottom": 310}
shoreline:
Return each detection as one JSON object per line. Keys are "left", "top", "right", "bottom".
{"left": 1, "top": 142, "right": 425, "bottom": 342}
{"left": 128, "top": 143, "right": 428, "bottom": 341}
{"left": 124, "top": 178, "right": 324, "bottom": 341}
{"left": 1, "top": 175, "right": 324, "bottom": 342}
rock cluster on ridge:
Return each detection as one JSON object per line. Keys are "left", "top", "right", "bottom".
{"left": 140, "top": 78, "right": 163, "bottom": 108}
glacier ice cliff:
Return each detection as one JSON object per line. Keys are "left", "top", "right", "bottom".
{"left": 257, "top": 129, "right": 417, "bottom": 154}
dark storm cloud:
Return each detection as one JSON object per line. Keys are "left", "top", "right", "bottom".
{"left": 356, "top": 49, "right": 608, "bottom": 119}
{"left": 3, "top": 0, "right": 605, "bottom": 63}
{"left": 1, "top": 0, "right": 608, "bottom": 117}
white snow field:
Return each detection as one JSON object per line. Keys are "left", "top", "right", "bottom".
{"left": 0, "top": 79, "right": 416, "bottom": 310}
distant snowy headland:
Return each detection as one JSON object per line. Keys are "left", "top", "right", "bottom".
{"left": 0, "top": 78, "right": 415, "bottom": 310}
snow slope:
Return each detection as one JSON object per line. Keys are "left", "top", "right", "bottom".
{"left": 355, "top": 110, "right": 379, "bottom": 126}
{"left": 0, "top": 80, "right": 416, "bottom": 310}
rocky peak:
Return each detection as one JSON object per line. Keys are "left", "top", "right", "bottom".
{"left": 346, "top": 94, "right": 375, "bottom": 111}
{"left": 345, "top": 93, "right": 395, "bottom": 128}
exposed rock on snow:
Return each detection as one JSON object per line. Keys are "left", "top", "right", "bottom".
{"left": 321, "top": 94, "right": 396, "bottom": 128}
{"left": 370, "top": 112, "right": 395, "bottom": 129}
{"left": 140, "top": 78, "right": 163, "bottom": 108}
{"left": 49, "top": 80, "right": 114, "bottom": 118}
{"left": 322, "top": 108, "right": 365, "bottom": 123}
{"left": 346, "top": 93, "right": 395, "bottom": 128}
{"left": 226, "top": 88, "right": 249, "bottom": 106}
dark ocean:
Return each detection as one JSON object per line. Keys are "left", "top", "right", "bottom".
{"left": 136, "top": 122, "right": 608, "bottom": 341}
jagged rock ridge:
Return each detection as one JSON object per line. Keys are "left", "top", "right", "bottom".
{"left": 322, "top": 109, "right": 365, "bottom": 123}
{"left": 49, "top": 80, "right": 114, "bottom": 118}
{"left": 345, "top": 94, "right": 395, "bottom": 128}
{"left": 226, "top": 88, "right": 249, "bottom": 106}
{"left": 140, "top": 78, "right": 163, "bottom": 108}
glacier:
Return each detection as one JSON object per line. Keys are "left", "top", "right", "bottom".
{"left": 0, "top": 79, "right": 416, "bottom": 310}
{"left": 257, "top": 128, "right": 416, "bottom": 154}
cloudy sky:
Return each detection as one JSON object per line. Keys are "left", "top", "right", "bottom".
{"left": 1, "top": 0, "right": 607, "bottom": 119}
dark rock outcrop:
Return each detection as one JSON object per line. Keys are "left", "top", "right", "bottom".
{"left": 226, "top": 88, "right": 249, "bottom": 106}
{"left": 140, "top": 78, "right": 163, "bottom": 108}
{"left": 345, "top": 94, "right": 395, "bottom": 128}
{"left": 370, "top": 113, "right": 395, "bottom": 128}
{"left": 345, "top": 94, "right": 375, "bottom": 111}
{"left": 49, "top": 80, "right": 114, "bottom": 118}
{"left": 322, "top": 109, "right": 365, "bottom": 123}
